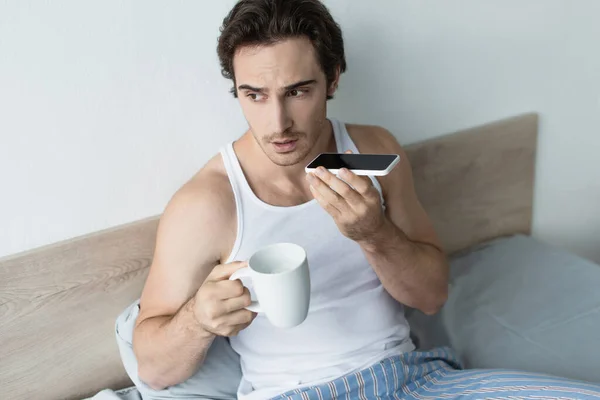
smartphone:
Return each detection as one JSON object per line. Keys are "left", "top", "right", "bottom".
{"left": 305, "top": 153, "right": 400, "bottom": 176}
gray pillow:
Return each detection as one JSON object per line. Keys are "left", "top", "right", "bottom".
{"left": 407, "top": 234, "right": 600, "bottom": 383}
{"left": 115, "top": 300, "right": 241, "bottom": 400}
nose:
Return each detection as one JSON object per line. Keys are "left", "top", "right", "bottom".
{"left": 270, "top": 98, "right": 292, "bottom": 135}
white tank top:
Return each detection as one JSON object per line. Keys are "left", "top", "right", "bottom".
{"left": 221, "top": 118, "right": 414, "bottom": 400}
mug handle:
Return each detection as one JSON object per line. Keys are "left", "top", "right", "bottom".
{"left": 229, "top": 267, "right": 262, "bottom": 313}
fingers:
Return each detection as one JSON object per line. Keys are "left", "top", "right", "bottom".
{"left": 307, "top": 171, "right": 344, "bottom": 206}
{"left": 307, "top": 167, "right": 374, "bottom": 213}
{"left": 196, "top": 262, "right": 258, "bottom": 337}
{"left": 224, "top": 311, "right": 258, "bottom": 336}
{"left": 196, "top": 282, "right": 257, "bottom": 336}
{"left": 206, "top": 309, "right": 257, "bottom": 337}
{"left": 227, "top": 308, "right": 257, "bottom": 326}
{"left": 206, "top": 261, "right": 248, "bottom": 282}
{"left": 337, "top": 168, "right": 374, "bottom": 196}
{"left": 210, "top": 279, "right": 246, "bottom": 300}
{"left": 307, "top": 170, "right": 355, "bottom": 212}
{"left": 222, "top": 286, "right": 253, "bottom": 312}
{"left": 314, "top": 167, "right": 363, "bottom": 205}
{"left": 308, "top": 182, "right": 341, "bottom": 217}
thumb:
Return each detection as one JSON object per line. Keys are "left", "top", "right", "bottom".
{"left": 207, "top": 260, "right": 248, "bottom": 282}
{"left": 344, "top": 149, "right": 353, "bottom": 154}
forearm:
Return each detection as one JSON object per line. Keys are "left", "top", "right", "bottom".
{"left": 358, "top": 219, "right": 449, "bottom": 315}
{"left": 133, "top": 296, "right": 215, "bottom": 390}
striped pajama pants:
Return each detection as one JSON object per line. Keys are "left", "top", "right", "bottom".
{"left": 270, "top": 347, "right": 600, "bottom": 400}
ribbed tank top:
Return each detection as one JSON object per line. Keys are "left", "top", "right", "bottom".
{"left": 220, "top": 118, "right": 414, "bottom": 400}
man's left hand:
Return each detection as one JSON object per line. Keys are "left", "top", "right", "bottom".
{"left": 306, "top": 156, "right": 387, "bottom": 243}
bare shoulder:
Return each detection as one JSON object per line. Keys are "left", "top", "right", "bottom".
{"left": 161, "top": 154, "right": 235, "bottom": 249}
{"left": 345, "top": 123, "right": 411, "bottom": 194}
{"left": 176, "top": 154, "right": 235, "bottom": 227}
{"left": 345, "top": 123, "right": 406, "bottom": 155}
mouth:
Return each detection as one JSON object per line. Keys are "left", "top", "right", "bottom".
{"left": 271, "top": 139, "right": 298, "bottom": 153}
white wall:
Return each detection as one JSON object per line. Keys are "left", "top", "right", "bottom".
{"left": 1, "top": 1, "right": 599, "bottom": 262}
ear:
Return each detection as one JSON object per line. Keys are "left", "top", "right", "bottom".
{"left": 327, "top": 66, "right": 341, "bottom": 97}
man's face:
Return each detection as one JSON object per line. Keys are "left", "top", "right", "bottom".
{"left": 233, "top": 37, "right": 335, "bottom": 167}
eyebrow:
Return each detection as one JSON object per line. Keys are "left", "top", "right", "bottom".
{"left": 237, "top": 79, "right": 317, "bottom": 93}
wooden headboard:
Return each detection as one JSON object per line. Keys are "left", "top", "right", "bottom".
{"left": 0, "top": 113, "right": 538, "bottom": 400}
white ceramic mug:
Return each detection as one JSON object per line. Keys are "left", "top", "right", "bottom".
{"left": 229, "top": 243, "right": 311, "bottom": 328}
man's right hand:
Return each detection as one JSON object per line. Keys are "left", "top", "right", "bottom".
{"left": 193, "top": 261, "right": 257, "bottom": 337}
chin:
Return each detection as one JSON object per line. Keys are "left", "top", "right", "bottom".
{"left": 268, "top": 151, "right": 307, "bottom": 167}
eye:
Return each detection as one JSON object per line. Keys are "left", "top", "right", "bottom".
{"left": 288, "top": 89, "right": 308, "bottom": 98}
{"left": 246, "top": 92, "right": 266, "bottom": 102}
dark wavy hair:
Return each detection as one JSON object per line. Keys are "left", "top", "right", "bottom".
{"left": 217, "top": 0, "right": 347, "bottom": 100}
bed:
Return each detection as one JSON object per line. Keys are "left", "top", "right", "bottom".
{"left": 3, "top": 112, "right": 598, "bottom": 399}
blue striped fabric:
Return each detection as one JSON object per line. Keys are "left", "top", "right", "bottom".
{"left": 270, "top": 347, "right": 600, "bottom": 399}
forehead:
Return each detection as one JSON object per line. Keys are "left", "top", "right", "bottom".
{"left": 233, "top": 37, "right": 323, "bottom": 87}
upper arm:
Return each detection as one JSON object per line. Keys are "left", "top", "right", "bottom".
{"left": 136, "top": 169, "right": 235, "bottom": 325}
{"left": 350, "top": 125, "right": 442, "bottom": 251}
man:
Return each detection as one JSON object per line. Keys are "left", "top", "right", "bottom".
{"left": 131, "top": 1, "right": 600, "bottom": 399}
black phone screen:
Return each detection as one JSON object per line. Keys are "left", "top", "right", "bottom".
{"left": 306, "top": 153, "right": 397, "bottom": 171}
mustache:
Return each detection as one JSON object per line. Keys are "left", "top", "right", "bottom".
{"left": 266, "top": 132, "right": 305, "bottom": 142}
